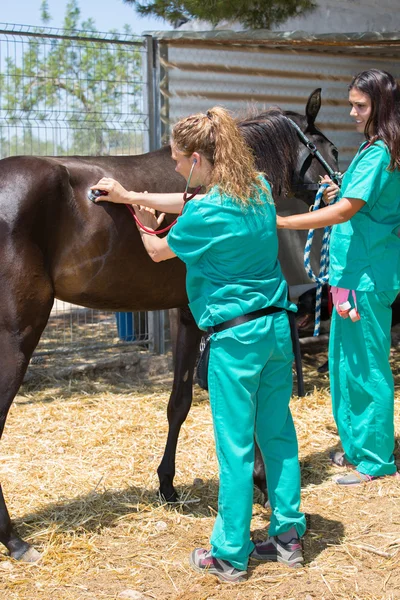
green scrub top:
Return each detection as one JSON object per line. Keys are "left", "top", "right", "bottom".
{"left": 329, "top": 140, "right": 400, "bottom": 291}
{"left": 167, "top": 178, "right": 295, "bottom": 330}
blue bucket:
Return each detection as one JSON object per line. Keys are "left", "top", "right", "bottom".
{"left": 115, "top": 312, "right": 135, "bottom": 342}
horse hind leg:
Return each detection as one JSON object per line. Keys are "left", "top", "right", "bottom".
{"left": 0, "top": 243, "right": 54, "bottom": 561}
{"left": 157, "top": 307, "right": 202, "bottom": 502}
{"left": 158, "top": 309, "right": 269, "bottom": 505}
{"left": 253, "top": 442, "right": 268, "bottom": 506}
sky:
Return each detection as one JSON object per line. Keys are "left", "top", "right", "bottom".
{"left": 0, "top": 0, "right": 172, "bottom": 35}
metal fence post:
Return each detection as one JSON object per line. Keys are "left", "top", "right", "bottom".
{"left": 145, "top": 35, "right": 161, "bottom": 154}
{"left": 145, "top": 35, "right": 165, "bottom": 355}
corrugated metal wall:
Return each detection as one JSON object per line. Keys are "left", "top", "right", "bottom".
{"left": 157, "top": 34, "right": 400, "bottom": 171}
{"left": 153, "top": 32, "right": 400, "bottom": 290}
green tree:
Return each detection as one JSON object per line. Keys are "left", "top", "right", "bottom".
{"left": 0, "top": 0, "right": 143, "bottom": 156}
{"left": 123, "top": 0, "right": 316, "bottom": 29}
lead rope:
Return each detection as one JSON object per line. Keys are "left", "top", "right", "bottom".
{"left": 304, "top": 183, "right": 339, "bottom": 336}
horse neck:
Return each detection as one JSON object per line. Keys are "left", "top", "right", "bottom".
{"left": 238, "top": 111, "right": 299, "bottom": 199}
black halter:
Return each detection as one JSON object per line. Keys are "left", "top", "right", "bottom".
{"left": 286, "top": 117, "right": 342, "bottom": 192}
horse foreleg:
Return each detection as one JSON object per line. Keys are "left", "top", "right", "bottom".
{"left": 157, "top": 307, "right": 202, "bottom": 502}
{"left": 0, "top": 250, "right": 53, "bottom": 561}
{"left": 0, "top": 485, "right": 40, "bottom": 562}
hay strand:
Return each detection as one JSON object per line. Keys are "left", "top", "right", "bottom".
{"left": 0, "top": 347, "right": 398, "bottom": 599}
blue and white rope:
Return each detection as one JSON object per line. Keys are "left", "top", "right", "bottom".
{"left": 304, "top": 183, "right": 338, "bottom": 336}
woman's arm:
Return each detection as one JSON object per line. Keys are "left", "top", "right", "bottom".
{"left": 126, "top": 191, "right": 187, "bottom": 213}
{"left": 91, "top": 177, "right": 204, "bottom": 213}
{"left": 133, "top": 206, "right": 176, "bottom": 262}
{"left": 277, "top": 197, "right": 365, "bottom": 230}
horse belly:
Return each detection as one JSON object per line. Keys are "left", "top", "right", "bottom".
{"left": 52, "top": 249, "right": 188, "bottom": 312}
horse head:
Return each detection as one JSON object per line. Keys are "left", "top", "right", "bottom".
{"left": 285, "top": 88, "right": 340, "bottom": 205}
{"left": 237, "top": 89, "right": 339, "bottom": 207}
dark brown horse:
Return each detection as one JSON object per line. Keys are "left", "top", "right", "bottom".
{"left": 0, "top": 89, "right": 338, "bottom": 561}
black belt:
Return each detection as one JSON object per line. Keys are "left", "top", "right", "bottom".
{"left": 207, "top": 306, "right": 284, "bottom": 334}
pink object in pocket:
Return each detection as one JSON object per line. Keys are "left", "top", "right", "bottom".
{"left": 331, "top": 287, "right": 360, "bottom": 321}
{"left": 331, "top": 287, "right": 350, "bottom": 317}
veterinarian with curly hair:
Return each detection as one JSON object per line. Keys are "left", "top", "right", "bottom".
{"left": 92, "top": 106, "right": 306, "bottom": 582}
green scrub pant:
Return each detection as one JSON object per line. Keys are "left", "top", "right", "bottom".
{"left": 329, "top": 289, "right": 398, "bottom": 477}
{"left": 207, "top": 311, "right": 306, "bottom": 571}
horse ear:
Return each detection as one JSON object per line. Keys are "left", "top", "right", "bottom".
{"left": 305, "top": 88, "right": 321, "bottom": 124}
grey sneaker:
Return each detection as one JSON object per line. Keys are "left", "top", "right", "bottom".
{"left": 189, "top": 548, "right": 247, "bottom": 583}
{"left": 329, "top": 451, "right": 356, "bottom": 468}
{"left": 335, "top": 470, "right": 376, "bottom": 485}
{"left": 250, "top": 536, "right": 304, "bottom": 568}
{"left": 335, "top": 470, "right": 400, "bottom": 486}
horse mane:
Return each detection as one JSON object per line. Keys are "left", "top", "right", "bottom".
{"left": 237, "top": 108, "right": 299, "bottom": 198}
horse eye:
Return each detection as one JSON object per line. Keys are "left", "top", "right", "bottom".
{"left": 332, "top": 147, "right": 339, "bottom": 161}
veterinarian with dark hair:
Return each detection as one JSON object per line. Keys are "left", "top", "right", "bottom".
{"left": 92, "top": 106, "right": 306, "bottom": 583}
{"left": 277, "top": 69, "right": 400, "bottom": 486}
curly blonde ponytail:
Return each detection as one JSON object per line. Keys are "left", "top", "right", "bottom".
{"left": 171, "top": 106, "right": 270, "bottom": 206}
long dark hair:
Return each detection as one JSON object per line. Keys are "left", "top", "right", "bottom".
{"left": 349, "top": 69, "right": 400, "bottom": 170}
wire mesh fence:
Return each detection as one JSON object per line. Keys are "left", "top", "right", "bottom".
{"left": 0, "top": 23, "right": 156, "bottom": 366}
{"left": 0, "top": 23, "right": 149, "bottom": 157}
{"left": 34, "top": 302, "right": 150, "bottom": 357}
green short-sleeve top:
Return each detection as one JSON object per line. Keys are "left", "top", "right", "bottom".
{"left": 167, "top": 178, "right": 295, "bottom": 330}
{"left": 329, "top": 140, "right": 400, "bottom": 291}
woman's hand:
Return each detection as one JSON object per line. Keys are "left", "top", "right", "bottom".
{"left": 320, "top": 175, "right": 340, "bottom": 203}
{"left": 133, "top": 205, "right": 166, "bottom": 232}
{"left": 90, "top": 177, "right": 131, "bottom": 204}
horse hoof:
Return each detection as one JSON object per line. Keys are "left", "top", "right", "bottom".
{"left": 317, "top": 361, "right": 329, "bottom": 374}
{"left": 11, "top": 546, "right": 41, "bottom": 563}
{"left": 157, "top": 490, "right": 178, "bottom": 504}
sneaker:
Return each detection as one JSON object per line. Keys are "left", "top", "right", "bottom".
{"left": 335, "top": 470, "right": 375, "bottom": 485}
{"left": 250, "top": 536, "right": 304, "bottom": 568}
{"left": 189, "top": 548, "right": 247, "bottom": 583}
{"left": 329, "top": 451, "right": 355, "bottom": 469}
{"left": 335, "top": 470, "right": 400, "bottom": 486}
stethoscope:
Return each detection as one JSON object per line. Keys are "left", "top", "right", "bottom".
{"left": 88, "top": 159, "right": 201, "bottom": 235}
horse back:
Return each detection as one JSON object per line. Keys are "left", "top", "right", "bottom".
{"left": 0, "top": 151, "right": 189, "bottom": 311}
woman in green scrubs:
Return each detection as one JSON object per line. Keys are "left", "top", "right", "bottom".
{"left": 277, "top": 69, "right": 400, "bottom": 486}
{"left": 92, "top": 107, "right": 306, "bottom": 582}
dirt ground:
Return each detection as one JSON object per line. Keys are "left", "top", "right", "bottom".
{"left": 0, "top": 345, "right": 399, "bottom": 600}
